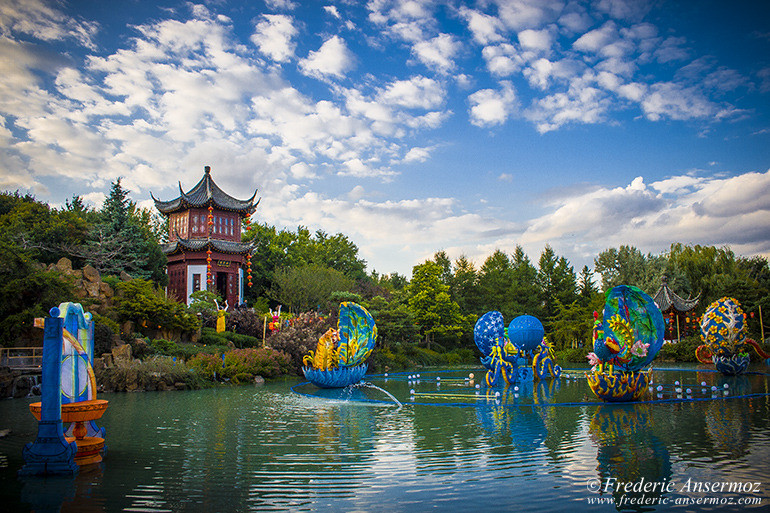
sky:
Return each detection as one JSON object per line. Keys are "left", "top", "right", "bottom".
{"left": 1, "top": 0, "right": 769, "bottom": 278}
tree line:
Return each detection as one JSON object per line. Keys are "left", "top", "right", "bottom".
{"left": 1, "top": 184, "right": 768, "bottom": 356}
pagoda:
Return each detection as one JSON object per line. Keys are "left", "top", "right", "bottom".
{"left": 152, "top": 166, "right": 258, "bottom": 306}
{"left": 652, "top": 276, "right": 700, "bottom": 341}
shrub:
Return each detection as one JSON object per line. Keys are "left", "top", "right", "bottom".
{"left": 92, "top": 313, "right": 120, "bottom": 356}
{"left": 266, "top": 312, "right": 335, "bottom": 373}
{"left": 188, "top": 347, "right": 291, "bottom": 380}
{"left": 226, "top": 308, "right": 267, "bottom": 338}
{"left": 557, "top": 347, "right": 591, "bottom": 363}
{"left": 658, "top": 335, "right": 700, "bottom": 362}
{"left": 199, "top": 327, "right": 262, "bottom": 348}
{"left": 97, "top": 356, "right": 203, "bottom": 392}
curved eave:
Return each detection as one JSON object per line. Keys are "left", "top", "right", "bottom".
{"left": 161, "top": 238, "right": 255, "bottom": 257}
{"left": 152, "top": 168, "right": 259, "bottom": 216}
{"left": 653, "top": 286, "right": 700, "bottom": 313}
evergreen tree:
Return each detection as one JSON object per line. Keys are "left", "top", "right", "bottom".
{"left": 407, "top": 261, "right": 465, "bottom": 348}
{"left": 477, "top": 250, "right": 513, "bottom": 316}
{"left": 81, "top": 179, "right": 167, "bottom": 284}
{"left": 510, "top": 245, "right": 541, "bottom": 316}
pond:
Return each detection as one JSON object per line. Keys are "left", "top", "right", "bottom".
{"left": 1, "top": 364, "right": 769, "bottom": 512}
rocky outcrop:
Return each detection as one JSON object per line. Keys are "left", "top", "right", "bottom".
{"left": 48, "top": 258, "right": 123, "bottom": 314}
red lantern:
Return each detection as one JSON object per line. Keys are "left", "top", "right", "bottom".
{"left": 751, "top": 312, "right": 755, "bottom": 318}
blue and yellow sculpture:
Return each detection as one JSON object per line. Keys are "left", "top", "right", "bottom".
{"left": 586, "top": 285, "right": 664, "bottom": 402}
{"left": 20, "top": 302, "right": 108, "bottom": 476}
{"left": 474, "top": 312, "right": 560, "bottom": 387}
{"left": 699, "top": 297, "right": 749, "bottom": 375}
{"left": 302, "top": 302, "right": 377, "bottom": 388}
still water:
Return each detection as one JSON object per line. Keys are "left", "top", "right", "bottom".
{"left": 1, "top": 365, "right": 769, "bottom": 512}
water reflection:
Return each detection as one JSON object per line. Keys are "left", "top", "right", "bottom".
{"left": 589, "top": 404, "right": 672, "bottom": 512}
{"left": 1, "top": 368, "right": 769, "bottom": 512}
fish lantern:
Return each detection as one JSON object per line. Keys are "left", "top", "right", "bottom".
{"left": 302, "top": 302, "right": 377, "bottom": 388}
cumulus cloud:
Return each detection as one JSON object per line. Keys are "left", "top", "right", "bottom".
{"left": 468, "top": 81, "right": 517, "bottom": 126}
{"left": 459, "top": 6, "right": 505, "bottom": 45}
{"left": 412, "top": 33, "right": 461, "bottom": 73}
{"left": 0, "top": 0, "right": 99, "bottom": 49}
{"left": 519, "top": 170, "right": 770, "bottom": 264}
{"left": 299, "top": 35, "right": 354, "bottom": 79}
{"left": 379, "top": 76, "right": 445, "bottom": 109}
{"left": 251, "top": 14, "right": 297, "bottom": 63}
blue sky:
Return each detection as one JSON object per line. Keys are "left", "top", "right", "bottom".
{"left": 1, "top": 0, "right": 769, "bottom": 278}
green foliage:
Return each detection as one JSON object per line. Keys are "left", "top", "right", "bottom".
{"left": 370, "top": 344, "right": 477, "bottom": 371}
{"left": 188, "top": 290, "right": 222, "bottom": 315}
{"left": 0, "top": 243, "right": 76, "bottom": 346}
{"left": 407, "top": 261, "right": 465, "bottom": 346}
{"left": 199, "top": 327, "right": 262, "bottom": 348}
{"left": 266, "top": 312, "right": 336, "bottom": 372}
{"left": 92, "top": 313, "right": 119, "bottom": 355}
{"left": 114, "top": 279, "right": 200, "bottom": 336}
{"left": 556, "top": 347, "right": 591, "bottom": 363}
{"left": 270, "top": 264, "right": 353, "bottom": 313}
{"left": 188, "top": 347, "right": 292, "bottom": 380}
{"left": 243, "top": 223, "right": 367, "bottom": 302}
{"left": 658, "top": 335, "right": 701, "bottom": 362}
{"left": 96, "top": 356, "right": 203, "bottom": 392}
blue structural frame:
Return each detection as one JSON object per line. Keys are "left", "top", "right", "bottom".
{"left": 19, "top": 306, "right": 79, "bottom": 476}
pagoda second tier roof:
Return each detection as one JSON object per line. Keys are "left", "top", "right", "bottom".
{"left": 152, "top": 165, "right": 258, "bottom": 216}
{"left": 652, "top": 276, "right": 700, "bottom": 313}
{"left": 161, "top": 237, "right": 255, "bottom": 256}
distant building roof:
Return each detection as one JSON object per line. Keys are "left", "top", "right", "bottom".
{"left": 161, "top": 237, "right": 254, "bottom": 256}
{"left": 152, "top": 165, "right": 259, "bottom": 216}
{"left": 652, "top": 276, "right": 700, "bottom": 313}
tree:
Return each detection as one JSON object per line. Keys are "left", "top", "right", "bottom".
{"left": 578, "top": 265, "right": 599, "bottom": 306}
{"left": 270, "top": 264, "right": 354, "bottom": 314}
{"left": 71, "top": 179, "right": 167, "bottom": 284}
{"left": 477, "top": 250, "right": 513, "bottom": 316}
{"left": 594, "top": 245, "right": 662, "bottom": 293}
{"left": 407, "top": 261, "right": 465, "bottom": 349}
{"left": 451, "top": 255, "right": 481, "bottom": 315}
{"left": 509, "top": 245, "right": 541, "bottom": 317}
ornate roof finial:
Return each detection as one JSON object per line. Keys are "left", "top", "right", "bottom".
{"left": 204, "top": 165, "right": 211, "bottom": 174}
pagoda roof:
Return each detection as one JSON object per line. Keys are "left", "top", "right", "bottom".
{"left": 652, "top": 276, "right": 700, "bottom": 313}
{"left": 161, "top": 237, "right": 255, "bottom": 257}
{"left": 152, "top": 165, "right": 258, "bottom": 216}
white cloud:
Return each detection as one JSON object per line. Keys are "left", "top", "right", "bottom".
{"left": 265, "top": 0, "right": 297, "bottom": 10}
{"left": 412, "top": 33, "right": 460, "bottom": 73}
{"left": 525, "top": 75, "right": 611, "bottom": 133}
{"left": 492, "top": 0, "right": 565, "bottom": 31}
{"left": 517, "top": 170, "right": 770, "bottom": 266}
{"left": 482, "top": 43, "right": 524, "bottom": 76}
{"left": 299, "top": 35, "right": 354, "bottom": 79}
{"left": 468, "top": 81, "right": 517, "bottom": 127}
{"left": 518, "top": 27, "right": 554, "bottom": 53}
{"left": 290, "top": 162, "right": 315, "bottom": 179}
{"left": 251, "top": 14, "right": 298, "bottom": 63}
{"left": 0, "top": 0, "right": 99, "bottom": 49}
{"left": 324, "top": 5, "right": 341, "bottom": 18}
{"left": 458, "top": 7, "right": 505, "bottom": 45}
{"left": 573, "top": 21, "right": 619, "bottom": 54}
{"left": 403, "top": 146, "right": 433, "bottom": 162}
{"left": 379, "top": 76, "right": 445, "bottom": 109}
{"left": 641, "top": 82, "right": 721, "bottom": 121}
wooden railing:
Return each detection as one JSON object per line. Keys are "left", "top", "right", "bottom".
{"left": 0, "top": 347, "right": 43, "bottom": 371}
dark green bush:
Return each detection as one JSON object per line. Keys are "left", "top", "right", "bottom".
{"left": 658, "top": 335, "right": 700, "bottom": 362}
{"left": 556, "top": 347, "right": 590, "bottom": 363}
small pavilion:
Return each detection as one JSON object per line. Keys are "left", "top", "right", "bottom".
{"left": 152, "top": 166, "right": 258, "bottom": 306}
{"left": 652, "top": 276, "right": 700, "bottom": 342}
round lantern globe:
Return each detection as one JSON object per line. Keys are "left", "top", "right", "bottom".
{"left": 508, "top": 315, "right": 544, "bottom": 352}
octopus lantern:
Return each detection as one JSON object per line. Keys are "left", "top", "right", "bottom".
{"left": 474, "top": 312, "right": 560, "bottom": 387}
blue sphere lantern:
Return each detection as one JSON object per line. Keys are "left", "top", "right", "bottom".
{"left": 508, "top": 315, "right": 544, "bottom": 354}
